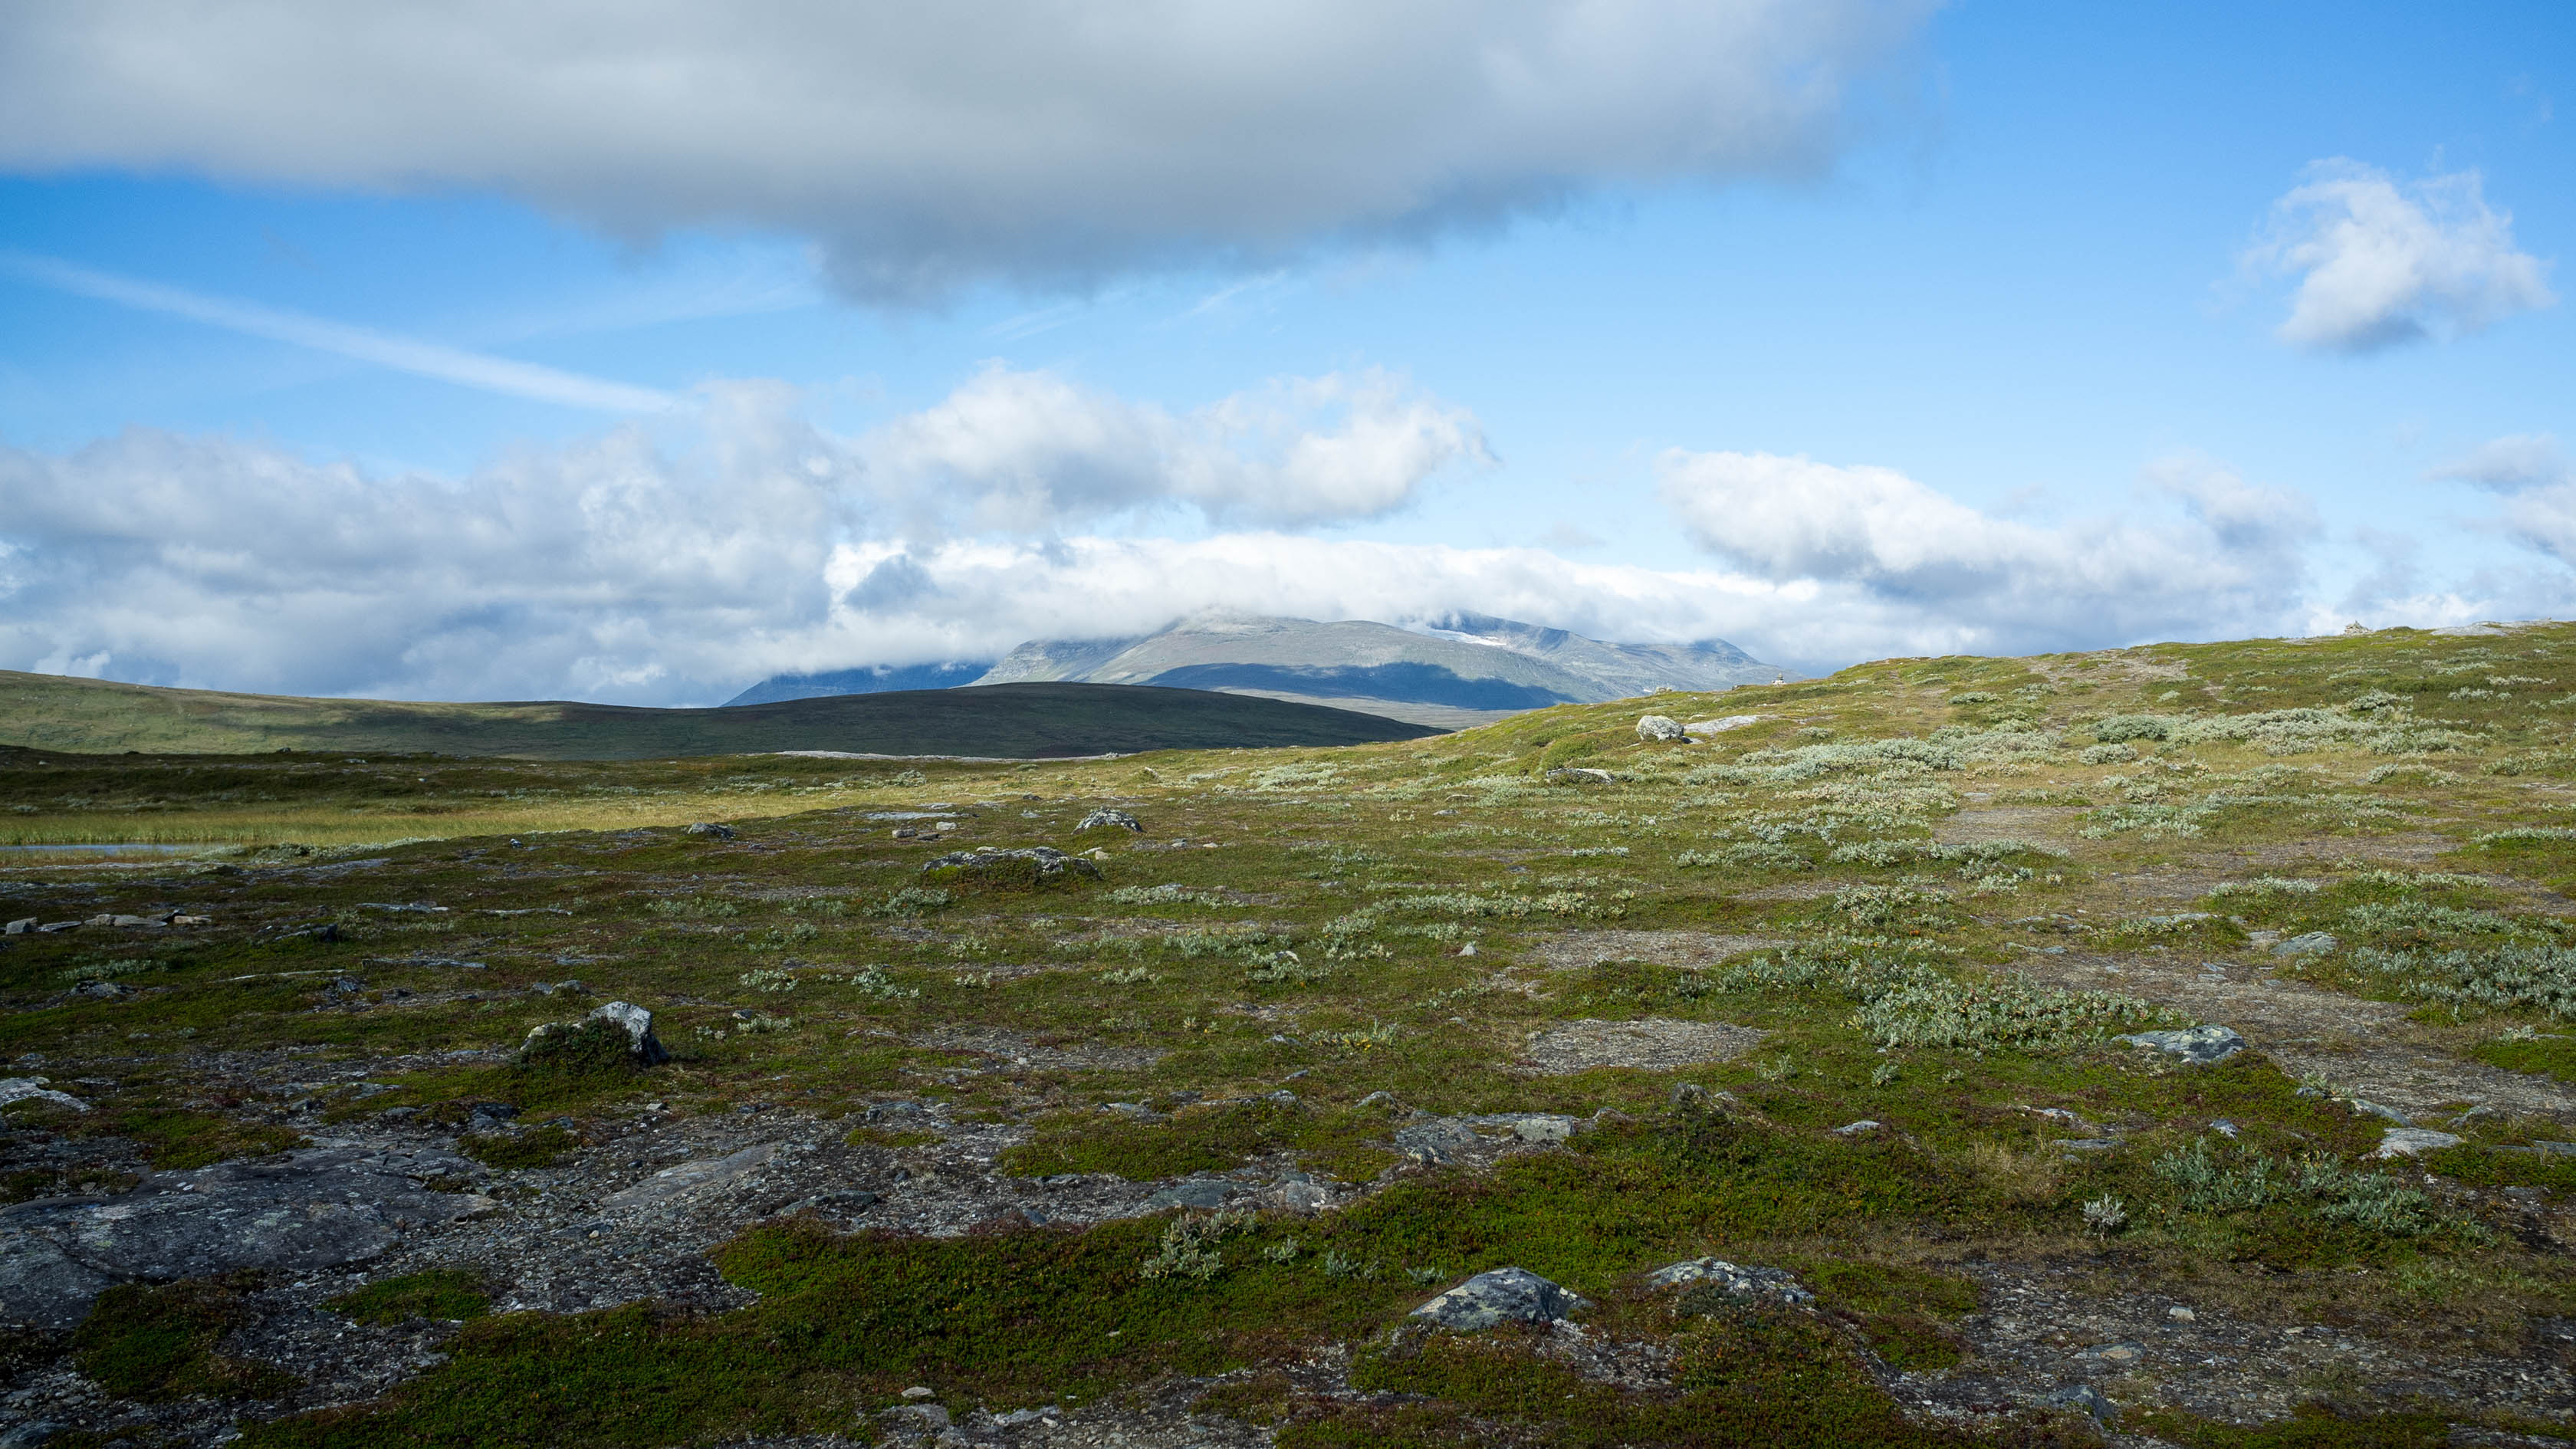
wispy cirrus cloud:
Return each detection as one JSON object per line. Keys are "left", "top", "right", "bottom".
{"left": 0, "top": 251, "right": 678, "bottom": 412}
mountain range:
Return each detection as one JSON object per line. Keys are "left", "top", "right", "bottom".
{"left": 727, "top": 613, "right": 1785, "bottom": 728}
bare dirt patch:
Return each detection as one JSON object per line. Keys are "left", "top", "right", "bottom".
{"left": 1934, "top": 807, "right": 2086, "bottom": 847}
{"left": 1533, "top": 929, "right": 1784, "bottom": 973}
{"left": 902, "top": 1026, "right": 1167, "bottom": 1074}
{"left": 1517, "top": 1017, "right": 1764, "bottom": 1076}
{"left": 2003, "top": 949, "right": 2576, "bottom": 1125}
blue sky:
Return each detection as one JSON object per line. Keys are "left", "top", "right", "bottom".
{"left": 0, "top": 1, "right": 2569, "bottom": 703}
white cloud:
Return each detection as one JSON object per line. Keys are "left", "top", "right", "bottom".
{"left": 2431, "top": 432, "right": 2569, "bottom": 492}
{"left": 0, "top": 1, "right": 1933, "bottom": 301}
{"left": 1656, "top": 449, "right": 2320, "bottom": 651}
{"left": 2426, "top": 433, "right": 2576, "bottom": 573}
{"left": 0, "top": 251, "right": 678, "bottom": 412}
{"left": 0, "top": 367, "right": 1490, "bottom": 702}
{"left": 2247, "top": 159, "right": 2555, "bottom": 353}
{"left": 866, "top": 366, "right": 1488, "bottom": 531}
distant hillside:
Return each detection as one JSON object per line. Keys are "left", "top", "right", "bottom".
{"left": 972, "top": 613, "right": 1786, "bottom": 728}
{"left": 725, "top": 661, "right": 993, "bottom": 707}
{"left": 0, "top": 672, "right": 1440, "bottom": 760}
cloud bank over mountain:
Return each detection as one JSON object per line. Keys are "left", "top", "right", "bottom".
{"left": 5, "top": 371, "right": 2465, "bottom": 707}
{"left": 0, "top": 0, "right": 1934, "bottom": 302}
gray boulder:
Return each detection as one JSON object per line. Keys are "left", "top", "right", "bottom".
{"left": 1076, "top": 808, "right": 1144, "bottom": 833}
{"left": 586, "top": 1001, "right": 668, "bottom": 1062}
{"left": 2, "top": 918, "right": 33, "bottom": 936}
{"left": 2272, "top": 932, "right": 2338, "bottom": 958}
{"left": 1544, "top": 767, "right": 1615, "bottom": 785}
{"left": 2114, "top": 1025, "right": 2245, "bottom": 1064}
{"left": 0, "top": 1079, "right": 87, "bottom": 1113}
{"left": 684, "top": 821, "right": 737, "bottom": 840}
{"left": 1645, "top": 1257, "right": 1813, "bottom": 1307}
{"left": 1410, "top": 1267, "right": 1589, "bottom": 1330}
{"left": 525, "top": 1001, "right": 669, "bottom": 1066}
{"left": 0, "top": 1145, "right": 494, "bottom": 1328}
{"left": 1635, "top": 715, "right": 1686, "bottom": 743}
{"left": 923, "top": 845, "right": 1102, "bottom": 882}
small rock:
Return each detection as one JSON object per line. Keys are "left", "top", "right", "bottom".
{"left": 1645, "top": 1257, "right": 1813, "bottom": 1306}
{"left": 901, "top": 1385, "right": 936, "bottom": 1400}
{"left": 1145, "top": 1180, "right": 1237, "bottom": 1211}
{"left": 2087, "top": 1341, "right": 2146, "bottom": 1368}
{"left": 922, "top": 845, "right": 1102, "bottom": 882}
{"left": 1544, "top": 767, "right": 1615, "bottom": 784}
{"left": 2114, "top": 1024, "right": 2245, "bottom": 1064}
{"left": 0, "top": 1079, "right": 86, "bottom": 1113}
{"left": 1829, "top": 1119, "right": 1881, "bottom": 1135}
{"left": 2209, "top": 1119, "right": 2239, "bottom": 1138}
{"left": 2372, "top": 1127, "right": 2463, "bottom": 1158}
{"left": 1266, "top": 1179, "right": 1333, "bottom": 1213}
{"left": 2271, "top": 932, "right": 2338, "bottom": 958}
{"left": 2167, "top": 1306, "right": 2196, "bottom": 1322}
{"left": 1635, "top": 715, "right": 1686, "bottom": 743}
{"left": 1409, "top": 1267, "right": 1589, "bottom": 1330}
{"left": 2, "top": 918, "right": 33, "bottom": 936}
{"left": 1394, "top": 1116, "right": 1480, "bottom": 1165}
{"left": 2036, "top": 1384, "right": 2114, "bottom": 1421}
{"left": 684, "top": 822, "right": 736, "bottom": 840}
{"left": 2348, "top": 1098, "right": 2413, "bottom": 1126}
{"left": 1076, "top": 807, "right": 1143, "bottom": 833}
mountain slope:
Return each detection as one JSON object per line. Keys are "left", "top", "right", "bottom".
{"left": 971, "top": 613, "right": 1784, "bottom": 727}
{"left": 0, "top": 672, "right": 1438, "bottom": 760}
{"left": 725, "top": 662, "right": 994, "bottom": 707}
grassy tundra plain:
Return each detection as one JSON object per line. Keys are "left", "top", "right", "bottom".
{"left": 13, "top": 624, "right": 2576, "bottom": 1446}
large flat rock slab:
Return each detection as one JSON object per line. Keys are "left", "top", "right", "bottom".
{"left": 0, "top": 1145, "right": 492, "bottom": 1329}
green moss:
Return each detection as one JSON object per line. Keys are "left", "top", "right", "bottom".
{"left": 325, "top": 1270, "right": 490, "bottom": 1326}
{"left": 999, "top": 1097, "right": 1391, "bottom": 1182}
{"left": 2469, "top": 1033, "right": 2576, "bottom": 1083}
{"left": 1192, "top": 1368, "right": 1294, "bottom": 1426}
{"left": 458, "top": 1125, "right": 580, "bottom": 1170}
{"left": 1311, "top": 1309, "right": 1993, "bottom": 1448}
{"left": 514, "top": 1020, "right": 642, "bottom": 1078}
{"left": 2131, "top": 1402, "right": 2486, "bottom": 1447}
{"left": 73, "top": 1277, "right": 300, "bottom": 1402}
{"left": 97, "top": 1107, "right": 304, "bottom": 1171}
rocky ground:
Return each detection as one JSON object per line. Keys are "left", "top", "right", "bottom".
{"left": 13, "top": 627, "right": 2576, "bottom": 1446}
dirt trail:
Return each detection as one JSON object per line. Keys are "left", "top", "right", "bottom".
{"left": 2005, "top": 948, "right": 2576, "bottom": 1125}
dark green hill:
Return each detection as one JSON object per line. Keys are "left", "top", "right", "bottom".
{"left": 0, "top": 672, "right": 1442, "bottom": 760}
